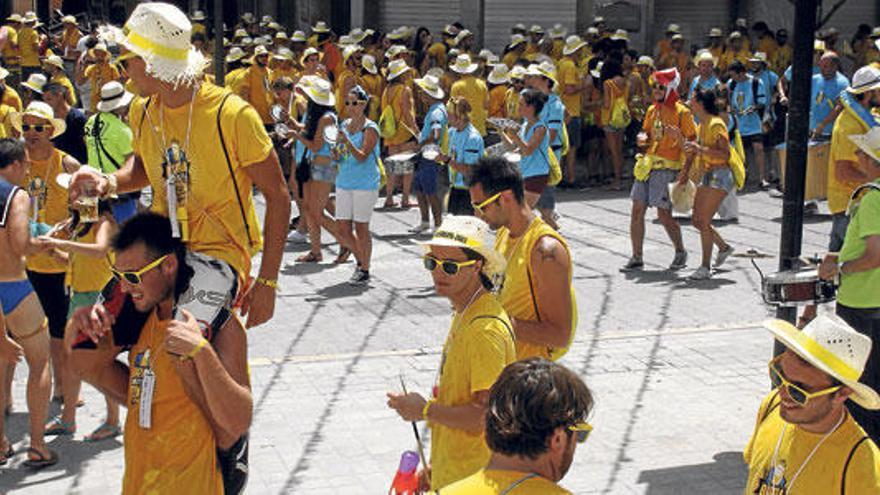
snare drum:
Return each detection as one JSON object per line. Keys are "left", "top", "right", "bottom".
{"left": 761, "top": 268, "right": 836, "bottom": 307}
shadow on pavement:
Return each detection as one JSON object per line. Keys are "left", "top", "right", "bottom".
{"left": 306, "top": 281, "right": 370, "bottom": 301}
{"left": 635, "top": 451, "right": 748, "bottom": 494}
{"left": 280, "top": 261, "right": 334, "bottom": 276}
{"left": 622, "top": 270, "right": 683, "bottom": 285}
{"left": 0, "top": 434, "right": 122, "bottom": 491}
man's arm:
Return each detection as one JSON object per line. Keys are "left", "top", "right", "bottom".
{"left": 7, "top": 192, "right": 45, "bottom": 256}
{"left": 835, "top": 159, "right": 869, "bottom": 183}
{"left": 512, "top": 236, "right": 573, "bottom": 349}
{"left": 841, "top": 236, "right": 880, "bottom": 274}
{"left": 812, "top": 102, "right": 842, "bottom": 138}
{"left": 387, "top": 390, "right": 489, "bottom": 435}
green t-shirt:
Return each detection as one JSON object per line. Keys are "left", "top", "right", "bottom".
{"left": 838, "top": 181, "right": 880, "bottom": 308}
{"left": 84, "top": 112, "right": 133, "bottom": 174}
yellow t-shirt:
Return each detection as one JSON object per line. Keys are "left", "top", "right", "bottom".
{"left": 243, "top": 65, "right": 273, "bottom": 124}
{"left": 828, "top": 107, "right": 870, "bottom": 214}
{"left": 129, "top": 83, "right": 270, "bottom": 278}
{"left": 523, "top": 43, "right": 540, "bottom": 61}
{"left": 494, "top": 217, "right": 577, "bottom": 361}
{"left": 428, "top": 42, "right": 448, "bottom": 69}
{"left": 557, "top": 56, "right": 581, "bottom": 118}
{"left": 85, "top": 63, "right": 121, "bottom": 112}
{"left": 643, "top": 102, "right": 696, "bottom": 163}
{"left": 61, "top": 28, "right": 81, "bottom": 59}
{"left": 502, "top": 51, "right": 519, "bottom": 69}
{"left": 192, "top": 22, "right": 207, "bottom": 37}
{"left": 17, "top": 26, "right": 40, "bottom": 67}
{"left": 438, "top": 469, "right": 572, "bottom": 494}
{"left": 381, "top": 82, "right": 417, "bottom": 146}
{"left": 1, "top": 25, "right": 18, "bottom": 64}
{"left": 743, "top": 391, "right": 880, "bottom": 494}
{"left": 697, "top": 116, "right": 730, "bottom": 169}
{"left": 773, "top": 45, "right": 793, "bottom": 74}
{"left": 1, "top": 86, "right": 22, "bottom": 112}
{"left": 451, "top": 76, "right": 489, "bottom": 136}
{"left": 51, "top": 74, "right": 78, "bottom": 106}
{"left": 69, "top": 220, "right": 113, "bottom": 293}
{"left": 0, "top": 104, "right": 13, "bottom": 138}
{"left": 757, "top": 36, "right": 778, "bottom": 60}
{"left": 123, "top": 312, "right": 223, "bottom": 494}
{"left": 488, "top": 85, "right": 507, "bottom": 119}
{"left": 504, "top": 87, "right": 520, "bottom": 120}
{"left": 268, "top": 67, "right": 297, "bottom": 85}
{"left": 359, "top": 73, "right": 384, "bottom": 122}
{"left": 430, "top": 292, "right": 516, "bottom": 491}
{"left": 25, "top": 148, "right": 70, "bottom": 273}
{"left": 720, "top": 48, "right": 751, "bottom": 73}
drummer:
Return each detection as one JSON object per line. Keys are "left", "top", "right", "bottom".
{"left": 410, "top": 74, "right": 447, "bottom": 234}
{"left": 500, "top": 89, "right": 550, "bottom": 208}
{"left": 438, "top": 96, "right": 484, "bottom": 215}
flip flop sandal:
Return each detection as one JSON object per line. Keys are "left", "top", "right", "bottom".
{"left": 0, "top": 443, "right": 14, "bottom": 466}
{"left": 84, "top": 423, "right": 121, "bottom": 443}
{"left": 23, "top": 447, "right": 58, "bottom": 469}
{"left": 45, "top": 416, "right": 76, "bottom": 436}
{"left": 296, "top": 252, "right": 323, "bottom": 263}
{"left": 334, "top": 248, "right": 352, "bottom": 264}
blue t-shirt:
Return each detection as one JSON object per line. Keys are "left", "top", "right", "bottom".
{"left": 752, "top": 69, "right": 779, "bottom": 104}
{"left": 540, "top": 93, "right": 565, "bottom": 148}
{"left": 783, "top": 65, "right": 821, "bottom": 82}
{"left": 449, "top": 123, "right": 484, "bottom": 188}
{"left": 306, "top": 112, "right": 337, "bottom": 160}
{"left": 809, "top": 72, "right": 849, "bottom": 136}
{"left": 730, "top": 75, "right": 767, "bottom": 137}
{"left": 419, "top": 102, "right": 447, "bottom": 145}
{"left": 335, "top": 120, "right": 381, "bottom": 191}
{"left": 518, "top": 120, "right": 550, "bottom": 178}
{"left": 689, "top": 74, "right": 721, "bottom": 100}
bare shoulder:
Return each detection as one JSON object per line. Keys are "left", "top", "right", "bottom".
{"left": 531, "top": 235, "right": 570, "bottom": 268}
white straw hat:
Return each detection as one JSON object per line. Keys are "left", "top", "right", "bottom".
{"left": 848, "top": 126, "right": 880, "bottom": 163}
{"left": 96, "top": 81, "right": 134, "bottom": 113}
{"left": 487, "top": 64, "right": 510, "bottom": 85}
{"left": 765, "top": 315, "right": 880, "bottom": 410}
{"left": 449, "top": 54, "right": 478, "bottom": 74}
{"left": 848, "top": 66, "right": 880, "bottom": 95}
{"left": 418, "top": 215, "right": 506, "bottom": 281}
{"left": 509, "top": 34, "right": 526, "bottom": 49}
{"left": 10, "top": 101, "right": 66, "bottom": 138}
{"left": 385, "top": 44, "right": 409, "bottom": 59}
{"left": 191, "top": 10, "right": 206, "bottom": 21}
{"left": 749, "top": 52, "right": 768, "bottom": 64}
{"left": 61, "top": 15, "right": 77, "bottom": 25}
{"left": 509, "top": 65, "right": 527, "bottom": 80}
{"left": 296, "top": 75, "right": 335, "bottom": 106}
{"left": 562, "top": 35, "right": 586, "bottom": 56}
{"left": 414, "top": 74, "right": 445, "bottom": 100}
{"left": 290, "top": 30, "right": 307, "bottom": 42}
{"left": 610, "top": 29, "right": 629, "bottom": 41}
{"left": 300, "top": 47, "right": 320, "bottom": 65}
{"left": 43, "top": 54, "right": 65, "bottom": 71}
{"left": 120, "top": 2, "right": 207, "bottom": 86}
{"left": 386, "top": 59, "right": 411, "bottom": 81}
{"left": 525, "top": 61, "right": 557, "bottom": 84}
{"left": 225, "top": 46, "right": 246, "bottom": 63}
{"left": 636, "top": 55, "right": 655, "bottom": 67}
{"left": 708, "top": 27, "right": 723, "bottom": 38}
{"left": 694, "top": 50, "right": 716, "bottom": 66}
{"left": 453, "top": 29, "right": 473, "bottom": 47}
{"left": 312, "top": 21, "right": 330, "bottom": 34}
{"left": 22, "top": 73, "right": 47, "bottom": 94}
{"left": 549, "top": 24, "right": 567, "bottom": 39}
{"left": 361, "top": 54, "right": 378, "bottom": 74}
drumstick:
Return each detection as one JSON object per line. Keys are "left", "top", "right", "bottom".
{"left": 399, "top": 375, "right": 428, "bottom": 469}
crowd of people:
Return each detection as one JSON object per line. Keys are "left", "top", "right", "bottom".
{"left": 0, "top": 2, "right": 878, "bottom": 493}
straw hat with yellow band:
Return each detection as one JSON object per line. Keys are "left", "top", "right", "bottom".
{"left": 417, "top": 215, "right": 506, "bottom": 281}
{"left": 290, "top": 30, "right": 307, "bottom": 43}
{"left": 61, "top": 15, "right": 77, "bottom": 25}
{"left": 119, "top": 2, "right": 207, "bottom": 87}
{"left": 449, "top": 54, "right": 478, "bottom": 74}
{"left": 224, "top": 46, "right": 246, "bottom": 63}
{"left": 300, "top": 46, "right": 320, "bottom": 66}
{"left": 749, "top": 52, "right": 769, "bottom": 65}
{"left": 637, "top": 56, "right": 655, "bottom": 68}
{"left": 385, "top": 44, "right": 409, "bottom": 60}
{"left": 22, "top": 73, "right": 47, "bottom": 94}
{"left": 509, "top": 65, "right": 527, "bottom": 81}
{"left": 525, "top": 61, "right": 557, "bottom": 86}
{"left": 453, "top": 29, "right": 473, "bottom": 47}
{"left": 487, "top": 64, "right": 510, "bottom": 85}
{"left": 764, "top": 315, "right": 880, "bottom": 410}
{"left": 562, "top": 35, "right": 586, "bottom": 56}
{"left": 549, "top": 24, "right": 567, "bottom": 40}
{"left": 272, "top": 48, "right": 294, "bottom": 62}
{"left": 349, "top": 28, "right": 369, "bottom": 44}
{"left": 509, "top": 34, "right": 527, "bottom": 49}
{"left": 10, "top": 101, "right": 67, "bottom": 139}
{"left": 312, "top": 21, "right": 330, "bottom": 34}
{"left": 386, "top": 59, "right": 411, "bottom": 81}
{"left": 694, "top": 50, "right": 716, "bottom": 67}
{"left": 361, "top": 54, "right": 378, "bottom": 75}
{"left": 43, "top": 54, "right": 65, "bottom": 71}
{"left": 6, "top": 14, "right": 23, "bottom": 23}
{"left": 414, "top": 74, "right": 444, "bottom": 100}
{"left": 343, "top": 44, "right": 363, "bottom": 64}
{"left": 296, "top": 75, "right": 335, "bottom": 107}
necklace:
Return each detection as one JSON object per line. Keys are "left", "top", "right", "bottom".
{"left": 768, "top": 409, "right": 846, "bottom": 492}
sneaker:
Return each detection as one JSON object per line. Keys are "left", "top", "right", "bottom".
{"left": 287, "top": 230, "right": 308, "bottom": 243}
{"left": 804, "top": 201, "right": 819, "bottom": 216}
{"left": 714, "top": 246, "right": 735, "bottom": 268}
{"left": 760, "top": 180, "right": 772, "bottom": 191}
{"left": 688, "top": 265, "right": 711, "bottom": 280}
{"left": 620, "top": 256, "right": 644, "bottom": 272}
{"left": 409, "top": 222, "right": 430, "bottom": 234}
{"left": 349, "top": 269, "right": 370, "bottom": 286}
{"left": 668, "top": 250, "right": 688, "bottom": 270}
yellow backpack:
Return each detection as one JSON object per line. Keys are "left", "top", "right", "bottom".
{"left": 378, "top": 86, "right": 400, "bottom": 139}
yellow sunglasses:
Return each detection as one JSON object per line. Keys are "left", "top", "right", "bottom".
{"left": 769, "top": 356, "right": 842, "bottom": 407}
{"left": 569, "top": 422, "right": 593, "bottom": 443}
{"left": 111, "top": 254, "right": 169, "bottom": 285}
{"left": 471, "top": 191, "right": 503, "bottom": 215}
{"left": 423, "top": 255, "right": 477, "bottom": 276}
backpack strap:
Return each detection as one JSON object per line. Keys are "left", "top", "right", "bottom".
{"left": 216, "top": 93, "right": 256, "bottom": 248}
{"left": 841, "top": 436, "right": 870, "bottom": 495}
{"left": 469, "top": 315, "right": 516, "bottom": 343}
{"left": 759, "top": 391, "right": 781, "bottom": 424}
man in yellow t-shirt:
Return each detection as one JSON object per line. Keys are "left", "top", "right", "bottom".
{"left": 76, "top": 43, "right": 120, "bottom": 112}
{"left": 388, "top": 215, "right": 515, "bottom": 492}
{"left": 240, "top": 45, "right": 273, "bottom": 125}
{"left": 0, "top": 67, "right": 22, "bottom": 112}
{"left": 450, "top": 54, "right": 488, "bottom": 136}
{"left": 744, "top": 316, "right": 880, "bottom": 494}
{"left": 469, "top": 158, "right": 576, "bottom": 361}
{"left": 440, "top": 358, "right": 594, "bottom": 494}
{"left": 558, "top": 36, "right": 586, "bottom": 186}
{"left": 1, "top": 15, "right": 22, "bottom": 80}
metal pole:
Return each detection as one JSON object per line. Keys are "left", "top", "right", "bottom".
{"left": 774, "top": 0, "right": 817, "bottom": 355}
{"left": 213, "top": 0, "right": 224, "bottom": 86}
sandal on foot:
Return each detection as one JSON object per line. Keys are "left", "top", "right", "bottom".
{"left": 296, "top": 252, "right": 323, "bottom": 263}
{"left": 45, "top": 416, "right": 76, "bottom": 436}
{"left": 0, "top": 442, "right": 13, "bottom": 466}
{"left": 23, "top": 447, "right": 58, "bottom": 469}
{"left": 84, "top": 423, "right": 121, "bottom": 442}
{"left": 334, "top": 248, "right": 352, "bottom": 264}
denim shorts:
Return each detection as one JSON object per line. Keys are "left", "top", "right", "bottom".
{"left": 631, "top": 169, "right": 677, "bottom": 209}
{"left": 413, "top": 158, "right": 439, "bottom": 195}
{"left": 701, "top": 167, "right": 735, "bottom": 193}
{"left": 311, "top": 162, "right": 337, "bottom": 183}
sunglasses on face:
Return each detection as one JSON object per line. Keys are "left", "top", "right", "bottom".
{"left": 345, "top": 100, "right": 365, "bottom": 106}
{"left": 568, "top": 422, "right": 593, "bottom": 443}
{"left": 21, "top": 124, "right": 48, "bottom": 133}
{"left": 768, "top": 356, "right": 842, "bottom": 407}
{"left": 471, "top": 191, "right": 503, "bottom": 215}
{"left": 110, "top": 254, "right": 169, "bottom": 285}
{"left": 423, "top": 255, "right": 477, "bottom": 276}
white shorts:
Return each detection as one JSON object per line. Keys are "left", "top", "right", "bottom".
{"left": 336, "top": 189, "right": 379, "bottom": 223}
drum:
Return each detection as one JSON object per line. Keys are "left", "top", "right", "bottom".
{"left": 487, "top": 117, "right": 519, "bottom": 131}
{"left": 502, "top": 151, "right": 521, "bottom": 163}
{"left": 386, "top": 152, "right": 418, "bottom": 165}
{"left": 761, "top": 268, "right": 836, "bottom": 307}
{"left": 777, "top": 141, "right": 829, "bottom": 201}
{"left": 421, "top": 144, "right": 440, "bottom": 161}
{"left": 485, "top": 142, "right": 511, "bottom": 158}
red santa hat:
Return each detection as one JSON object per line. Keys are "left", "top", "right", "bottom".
{"left": 651, "top": 68, "right": 681, "bottom": 107}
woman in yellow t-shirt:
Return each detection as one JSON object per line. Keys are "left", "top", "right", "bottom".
{"left": 358, "top": 55, "right": 384, "bottom": 122}
{"left": 40, "top": 198, "right": 121, "bottom": 442}
{"left": 600, "top": 59, "right": 629, "bottom": 190}
{"left": 380, "top": 60, "right": 419, "bottom": 208}
{"left": 679, "top": 87, "right": 735, "bottom": 280}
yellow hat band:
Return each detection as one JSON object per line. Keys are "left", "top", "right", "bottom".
{"left": 795, "top": 332, "right": 861, "bottom": 382}
{"left": 123, "top": 26, "right": 191, "bottom": 62}
{"left": 433, "top": 230, "right": 481, "bottom": 249}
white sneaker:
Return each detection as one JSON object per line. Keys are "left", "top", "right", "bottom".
{"left": 688, "top": 266, "right": 711, "bottom": 280}
{"left": 409, "top": 222, "right": 430, "bottom": 234}
{"left": 714, "top": 246, "right": 735, "bottom": 268}
{"left": 287, "top": 230, "right": 308, "bottom": 243}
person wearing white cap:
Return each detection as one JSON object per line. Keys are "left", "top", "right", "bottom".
{"left": 380, "top": 59, "right": 419, "bottom": 208}
{"left": 410, "top": 74, "right": 447, "bottom": 234}
{"left": 42, "top": 55, "right": 77, "bottom": 107}
{"left": 75, "top": 42, "right": 119, "bottom": 113}
{"left": 387, "top": 214, "right": 515, "bottom": 491}
{"left": 557, "top": 36, "right": 587, "bottom": 186}
{"left": 16, "top": 12, "right": 42, "bottom": 83}
{"left": 744, "top": 315, "right": 880, "bottom": 493}
{"left": 688, "top": 51, "right": 721, "bottom": 101}
{"left": 450, "top": 54, "right": 489, "bottom": 137}
{"left": 58, "top": 15, "right": 82, "bottom": 63}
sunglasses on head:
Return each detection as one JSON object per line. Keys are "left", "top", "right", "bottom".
{"left": 471, "top": 191, "right": 503, "bottom": 215}
{"left": 768, "top": 356, "right": 842, "bottom": 407}
{"left": 568, "top": 422, "right": 593, "bottom": 443}
{"left": 110, "top": 254, "right": 169, "bottom": 285}
{"left": 423, "top": 255, "right": 477, "bottom": 276}
{"left": 21, "top": 124, "right": 48, "bottom": 133}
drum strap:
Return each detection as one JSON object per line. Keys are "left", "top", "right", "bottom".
{"left": 846, "top": 182, "right": 880, "bottom": 217}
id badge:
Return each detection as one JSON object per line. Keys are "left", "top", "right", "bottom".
{"left": 139, "top": 369, "right": 156, "bottom": 429}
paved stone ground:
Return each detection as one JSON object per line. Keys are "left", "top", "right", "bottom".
{"left": 0, "top": 185, "right": 836, "bottom": 494}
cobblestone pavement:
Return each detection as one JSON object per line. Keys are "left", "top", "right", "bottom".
{"left": 0, "top": 186, "right": 835, "bottom": 494}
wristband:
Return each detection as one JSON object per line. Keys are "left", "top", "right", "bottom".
{"left": 255, "top": 277, "right": 280, "bottom": 289}
{"left": 422, "top": 398, "right": 435, "bottom": 421}
{"left": 181, "top": 338, "right": 208, "bottom": 361}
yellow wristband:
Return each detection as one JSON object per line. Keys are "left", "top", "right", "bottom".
{"left": 255, "top": 277, "right": 280, "bottom": 290}
{"left": 182, "top": 339, "right": 208, "bottom": 361}
{"left": 422, "top": 398, "right": 435, "bottom": 421}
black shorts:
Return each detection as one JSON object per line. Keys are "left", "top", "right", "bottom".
{"left": 741, "top": 134, "right": 764, "bottom": 148}
{"left": 583, "top": 124, "right": 604, "bottom": 142}
{"left": 26, "top": 271, "right": 69, "bottom": 339}
{"left": 218, "top": 434, "right": 249, "bottom": 495}
{"left": 447, "top": 188, "right": 474, "bottom": 216}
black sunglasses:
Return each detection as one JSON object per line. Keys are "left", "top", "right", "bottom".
{"left": 345, "top": 100, "right": 364, "bottom": 106}
{"left": 21, "top": 124, "right": 47, "bottom": 133}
